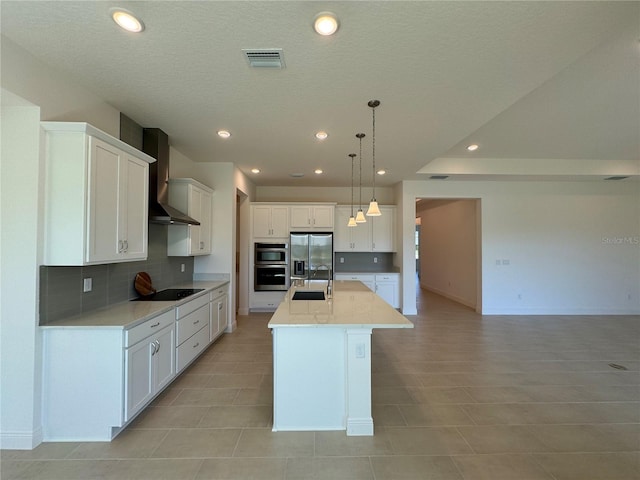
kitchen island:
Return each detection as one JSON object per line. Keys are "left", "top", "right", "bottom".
{"left": 268, "top": 280, "right": 413, "bottom": 436}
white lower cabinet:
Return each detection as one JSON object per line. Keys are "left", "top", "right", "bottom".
{"left": 211, "top": 287, "right": 228, "bottom": 342}
{"left": 176, "top": 293, "right": 211, "bottom": 373}
{"left": 374, "top": 274, "right": 400, "bottom": 308}
{"left": 41, "top": 283, "right": 230, "bottom": 442}
{"left": 335, "top": 274, "right": 375, "bottom": 292}
{"left": 250, "top": 291, "right": 286, "bottom": 311}
{"left": 336, "top": 273, "right": 400, "bottom": 308}
{"left": 124, "top": 319, "right": 175, "bottom": 422}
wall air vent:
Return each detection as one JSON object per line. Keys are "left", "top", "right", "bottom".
{"left": 242, "top": 49, "right": 285, "bottom": 68}
{"left": 430, "top": 175, "right": 449, "bottom": 180}
{"left": 604, "top": 176, "right": 629, "bottom": 180}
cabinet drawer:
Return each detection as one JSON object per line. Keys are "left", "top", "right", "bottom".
{"left": 375, "top": 274, "right": 399, "bottom": 282}
{"left": 336, "top": 274, "right": 375, "bottom": 282}
{"left": 125, "top": 310, "right": 175, "bottom": 347}
{"left": 176, "top": 292, "right": 210, "bottom": 318}
{"left": 176, "top": 303, "right": 210, "bottom": 346}
{"left": 211, "top": 286, "right": 227, "bottom": 300}
{"left": 176, "top": 325, "right": 209, "bottom": 373}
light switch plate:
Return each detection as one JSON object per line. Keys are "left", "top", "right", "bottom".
{"left": 83, "top": 278, "right": 92, "bottom": 293}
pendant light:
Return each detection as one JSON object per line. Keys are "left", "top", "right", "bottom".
{"left": 348, "top": 153, "right": 357, "bottom": 227}
{"left": 366, "top": 100, "right": 382, "bottom": 216}
{"left": 355, "top": 133, "right": 367, "bottom": 223}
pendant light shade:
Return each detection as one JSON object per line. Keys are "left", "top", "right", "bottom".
{"left": 355, "top": 133, "right": 367, "bottom": 223}
{"left": 348, "top": 153, "right": 357, "bottom": 227}
{"left": 366, "top": 100, "right": 382, "bottom": 217}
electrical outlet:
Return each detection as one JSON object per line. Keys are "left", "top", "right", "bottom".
{"left": 340, "top": 257, "right": 344, "bottom": 264}
{"left": 83, "top": 278, "right": 92, "bottom": 293}
{"left": 373, "top": 257, "right": 378, "bottom": 264}
{"left": 181, "top": 263, "right": 185, "bottom": 272}
{"left": 355, "top": 343, "right": 366, "bottom": 358}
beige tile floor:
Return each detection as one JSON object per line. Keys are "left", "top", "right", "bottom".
{"left": 2, "top": 290, "right": 639, "bottom": 479}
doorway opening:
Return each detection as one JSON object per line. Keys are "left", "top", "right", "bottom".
{"left": 415, "top": 198, "right": 482, "bottom": 313}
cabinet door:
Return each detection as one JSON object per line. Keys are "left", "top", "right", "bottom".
{"left": 87, "top": 138, "right": 121, "bottom": 263}
{"left": 290, "top": 206, "right": 311, "bottom": 229}
{"left": 333, "top": 207, "right": 353, "bottom": 251}
{"left": 121, "top": 155, "right": 148, "bottom": 260}
{"left": 199, "top": 190, "right": 213, "bottom": 254}
{"left": 252, "top": 206, "right": 273, "bottom": 237}
{"left": 350, "top": 218, "right": 371, "bottom": 251}
{"left": 217, "top": 295, "right": 228, "bottom": 335}
{"left": 371, "top": 207, "right": 395, "bottom": 252}
{"left": 270, "top": 207, "right": 289, "bottom": 237}
{"left": 312, "top": 206, "right": 334, "bottom": 229}
{"left": 124, "top": 339, "right": 154, "bottom": 421}
{"left": 188, "top": 186, "right": 203, "bottom": 254}
{"left": 375, "top": 282, "right": 397, "bottom": 307}
{"left": 153, "top": 324, "right": 176, "bottom": 393}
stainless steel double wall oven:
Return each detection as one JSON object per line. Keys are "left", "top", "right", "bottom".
{"left": 254, "top": 242, "right": 289, "bottom": 291}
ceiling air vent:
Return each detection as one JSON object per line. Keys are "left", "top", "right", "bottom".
{"left": 604, "top": 176, "right": 629, "bottom": 181}
{"left": 242, "top": 49, "right": 285, "bottom": 68}
{"left": 430, "top": 175, "right": 449, "bottom": 180}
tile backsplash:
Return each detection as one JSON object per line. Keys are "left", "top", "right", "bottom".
{"left": 39, "top": 223, "right": 194, "bottom": 324}
{"left": 333, "top": 252, "right": 395, "bottom": 272}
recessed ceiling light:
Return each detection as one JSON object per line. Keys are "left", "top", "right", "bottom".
{"left": 251, "top": 168, "right": 260, "bottom": 174}
{"left": 314, "top": 169, "right": 323, "bottom": 174}
{"left": 217, "top": 130, "right": 231, "bottom": 138}
{"left": 315, "top": 131, "right": 328, "bottom": 140}
{"left": 313, "top": 12, "right": 339, "bottom": 36}
{"left": 467, "top": 144, "right": 479, "bottom": 151}
{"left": 110, "top": 8, "right": 145, "bottom": 33}
{"left": 377, "top": 169, "right": 386, "bottom": 175}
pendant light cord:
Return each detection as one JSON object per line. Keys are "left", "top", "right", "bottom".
{"left": 358, "top": 135, "right": 363, "bottom": 210}
{"left": 371, "top": 105, "right": 376, "bottom": 200}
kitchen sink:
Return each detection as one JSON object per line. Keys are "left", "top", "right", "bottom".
{"left": 292, "top": 291, "right": 325, "bottom": 301}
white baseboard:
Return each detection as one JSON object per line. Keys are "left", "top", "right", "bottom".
{"left": 0, "top": 427, "right": 43, "bottom": 450}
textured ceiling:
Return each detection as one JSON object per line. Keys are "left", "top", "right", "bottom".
{"left": 1, "top": 1, "right": 638, "bottom": 186}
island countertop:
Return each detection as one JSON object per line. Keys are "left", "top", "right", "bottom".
{"left": 268, "top": 280, "right": 413, "bottom": 329}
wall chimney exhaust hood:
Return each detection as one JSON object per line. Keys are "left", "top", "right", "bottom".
{"left": 142, "top": 128, "right": 200, "bottom": 225}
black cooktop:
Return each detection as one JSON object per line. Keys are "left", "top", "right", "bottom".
{"left": 135, "top": 288, "right": 205, "bottom": 301}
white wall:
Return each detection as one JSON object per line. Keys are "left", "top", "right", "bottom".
{"left": 256, "top": 186, "right": 395, "bottom": 205}
{"left": 0, "top": 97, "right": 44, "bottom": 448}
{"left": 1, "top": 37, "right": 120, "bottom": 137}
{"left": 417, "top": 199, "right": 478, "bottom": 309}
{"left": 401, "top": 180, "right": 640, "bottom": 315}
{"left": 1, "top": 39, "right": 122, "bottom": 449}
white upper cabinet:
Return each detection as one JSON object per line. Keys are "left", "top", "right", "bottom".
{"left": 371, "top": 206, "right": 396, "bottom": 252}
{"left": 252, "top": 205, "right": 289, "bottom": 238}
{"left": 334, "top": 206, "right": 371, "bottom": 251}
{"left": 42, "top": 122, "right": 154, "bottom": 265}
{"left": 334, "top": 205, "right": 396, "bottom": 252}
{"left": 289, "top": 205, "right": 334, "bottom": 231}
{"left": 167, "top": 178, "right": 214, "bottom": 256}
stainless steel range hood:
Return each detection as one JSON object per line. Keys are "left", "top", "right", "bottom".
{"left": 142, "top": 128, "right": 200, "bottom": 225}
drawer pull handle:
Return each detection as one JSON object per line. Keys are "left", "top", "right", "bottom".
{"left": 150, "top": 322, "right": 160, "bottom": 328}
{"left": 193, "top": 320, "right": 200, "bottom": 325}
{"left": 193, "top": 342, "right": 200, "bottom": 349}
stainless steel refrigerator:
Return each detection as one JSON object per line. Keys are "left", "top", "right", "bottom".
{"left": 290, "top": 233, "right": 333, "bottom": 282}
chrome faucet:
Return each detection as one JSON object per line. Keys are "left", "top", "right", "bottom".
{"left": 316, "top": 264, "right": 332, "bottom": 298}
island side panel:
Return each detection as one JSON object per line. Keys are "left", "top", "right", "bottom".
{"left": 345, "top": 328, "right": 374, "bottom": 435}
{"left": 272, "top": 327, "right": 346, "bottom": 431}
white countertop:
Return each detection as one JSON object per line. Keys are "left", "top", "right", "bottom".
{"left": 41, "top": 280, "right": 229, "bottom": 329}
{"left": 268, "top": 280, "right": 413, "bottom": 329}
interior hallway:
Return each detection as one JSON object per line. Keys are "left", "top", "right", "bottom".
{"left": 2, "top": 288, "right": 639, "bottom": 479}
